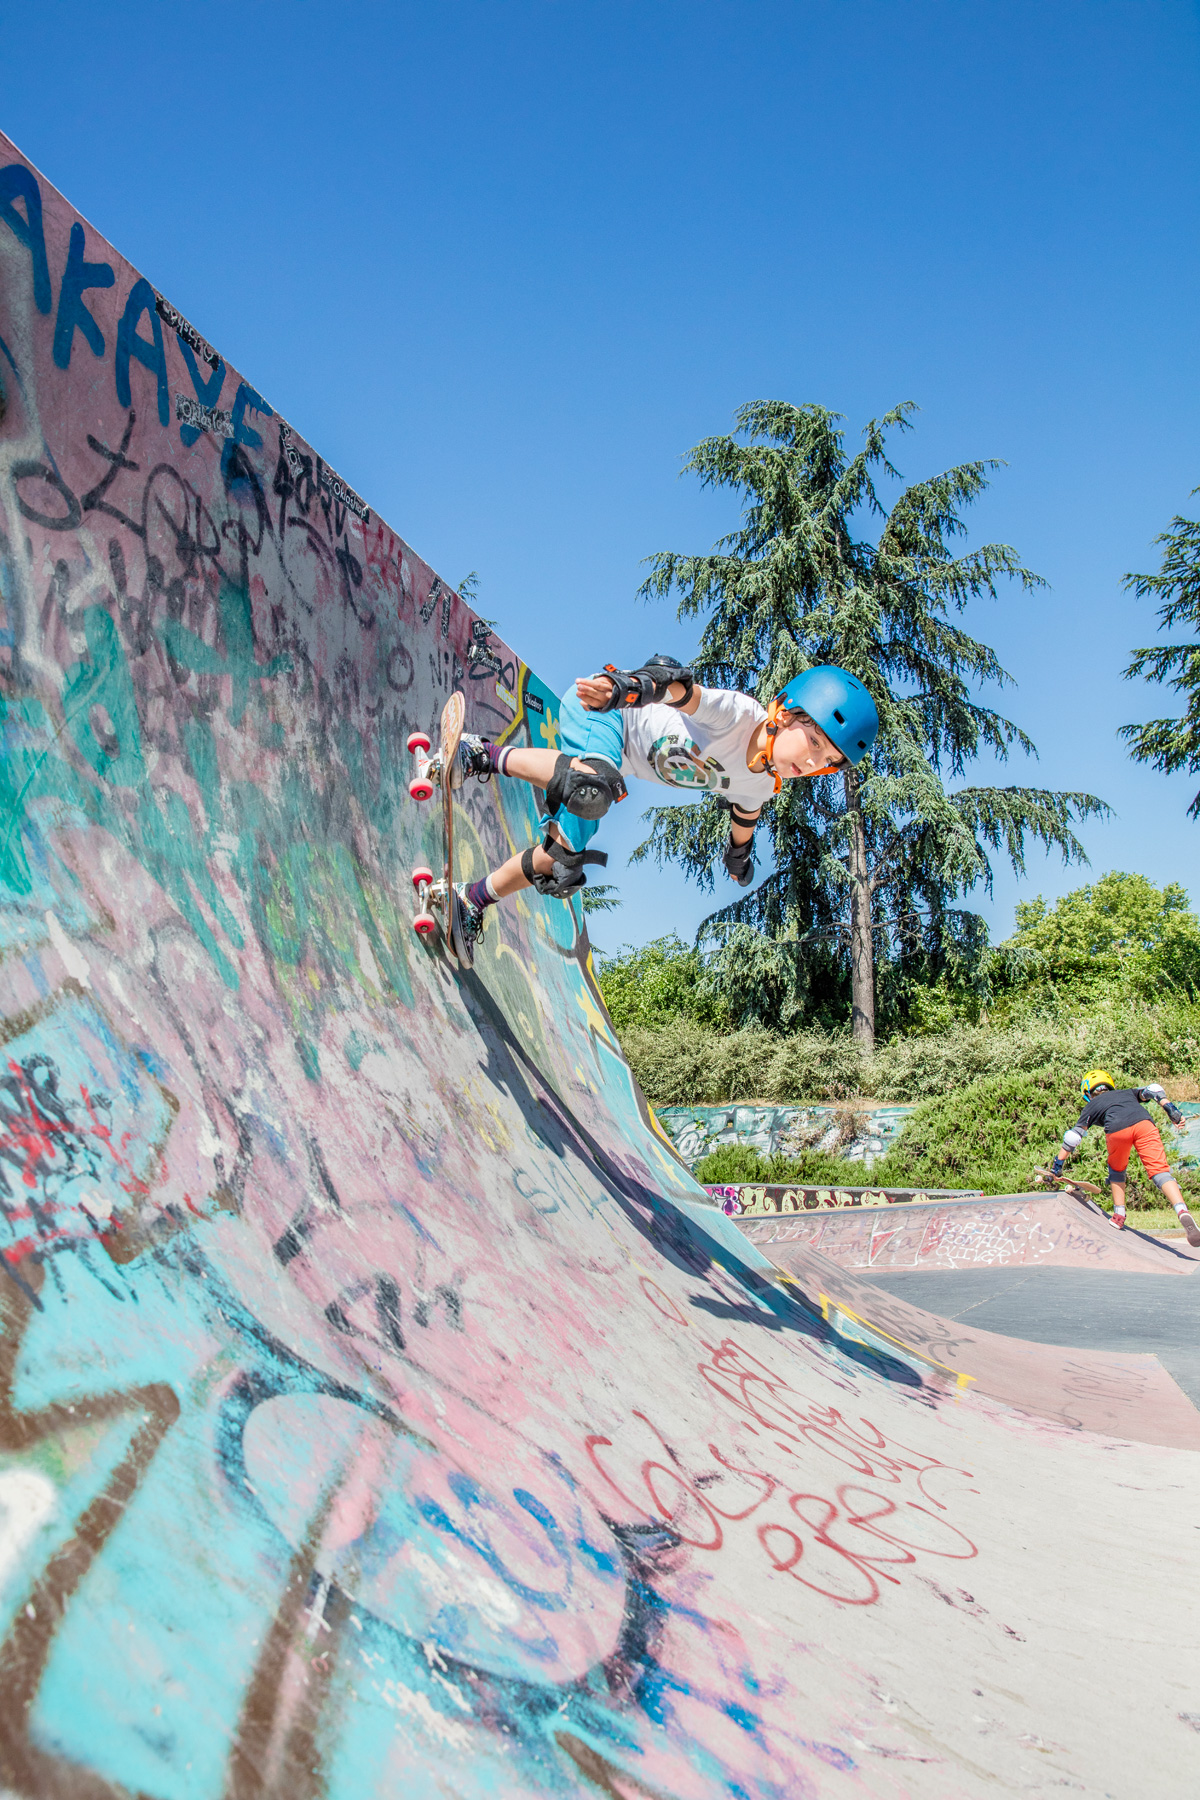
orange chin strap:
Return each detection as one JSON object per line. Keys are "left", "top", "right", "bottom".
{"left": 748, "top": 697, "right": 784, "bottom": 792}
{"left": 749, "top": 698, "right": 839, "bottom": 788}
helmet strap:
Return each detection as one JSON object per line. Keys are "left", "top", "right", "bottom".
{"left": 750, "top": 698, "right": 841, "bottom": 789}
{"left": 748, "top": 698, "right": 784, "bottom": 793}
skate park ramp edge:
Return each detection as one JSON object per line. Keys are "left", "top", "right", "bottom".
{"left": 2, "top": 131, "right": 1200, "bottom": 1799}
{"left": 737, "top": 1188, "right": 1200, "bottom": 1274}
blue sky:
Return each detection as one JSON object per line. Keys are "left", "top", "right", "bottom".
{"left": 5, "top": 0, "right": 1199, "bottom": 955}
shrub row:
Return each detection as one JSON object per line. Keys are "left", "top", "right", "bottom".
{"left": 693, "top": 1142, "right": 878, "bottom": 1188}
{"left": 622, "top": 1000, "right": 1200, "bottom": 1108}
{"left": 691, "top": 1063, "right": 1200, "bottom": 1206}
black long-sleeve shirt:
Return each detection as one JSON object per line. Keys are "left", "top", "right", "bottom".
{"left": 1071, "top": 1089, "right": 1159, "bottom": 1137}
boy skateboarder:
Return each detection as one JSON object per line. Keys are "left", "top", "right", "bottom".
{"left": 424, "top": 656, "right": 878, "bottom": 946}
{"left": 1049, "top": 1068, "right": 1200, "bottom": 1245}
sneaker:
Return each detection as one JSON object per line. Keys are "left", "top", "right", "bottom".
{"left": 453, "top": 883, "right": 487, "bottom": 950}
{"left": 423, "top": 734, "right": 494, "bottom": 792}
{"left": 429, "top": 881, "right": 487, "bottom": 951}
{"left": 1179, "top": 1211, "right": 1200, "bottom": 1248}
{"left": 1111, "top": 1209, "right": 1126, "bottom": 1231}
{"left": 458, "top": 734, "right": 494, "bottom": 784}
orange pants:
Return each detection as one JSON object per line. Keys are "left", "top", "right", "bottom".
{"left": 1105, "top": 1120, "right": 1170, "bottom": 1183}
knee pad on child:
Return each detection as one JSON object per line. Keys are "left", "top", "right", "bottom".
{"left": 545, "top": 754, "right": 627, "bottom": 821}
{"left": 520, "top": 832, "right": 609, "bottom": 899}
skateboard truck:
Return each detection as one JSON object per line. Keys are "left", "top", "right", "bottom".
{"left": 1032, "top": 1165, "right": 1102, "bottom": 1197}
{"left": 407, "top": 730, "right": 434, "bottom": 801}
{"left": 411, "top": 865, "right": 436, "bottom": 939}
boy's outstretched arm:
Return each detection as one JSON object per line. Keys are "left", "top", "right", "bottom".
{"left": 718, "top": 798, "right": 760, "bottom": 886}
{"left": 577, "top": 655, "right": 701, "bottom": 716}
{"left": 1051, "top": 1120, "right": 1087, "bottom": 1176}
{"left": 1140, "top": 1083, "right": 1185, "bottom": 1126}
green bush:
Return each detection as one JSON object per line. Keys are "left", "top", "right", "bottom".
{"left": 620, "top": 1020, "right": 734, "bottom": 1106}
{"left": 693, "top": 1142, "right": 871, "bottom": 1188}
{"left": 763, "top": 1032, "right": 866, "bottom": 1101}
{"left": 870, "top": 1064, "right": 1071, "bottom": 1195}
{"left": 596, "top": 935, "right": 728, "bottom": 1033}
{"left": 622, "top": 1001, "right": 1200, "bottom": 1109}
{"left": 693, "top": 1144, "right": 771, "bottom": 1184}
{"left": 622, "top": 1021, "right": 866, "bottom": 1105}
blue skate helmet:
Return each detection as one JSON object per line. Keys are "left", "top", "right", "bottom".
{"left": 773, "top": 665, "right": 879, "bottom": 766}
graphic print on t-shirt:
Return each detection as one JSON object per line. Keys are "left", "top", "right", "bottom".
{"left": 648, "top": 731, "right": 731, "bottom": 792}
{"left": 621, "top": 689, "right": 777, "bottom": 810}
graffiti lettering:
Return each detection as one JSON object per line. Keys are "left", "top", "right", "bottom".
{"left": 175, "top": 392, "right": 233, "bottom": 438}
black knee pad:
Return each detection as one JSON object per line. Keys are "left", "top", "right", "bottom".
{"left": 544, "top": 754, "right": 627, "bottom": 821}
{"left": 520, "top": 835, "right": 608, "bottom": 899}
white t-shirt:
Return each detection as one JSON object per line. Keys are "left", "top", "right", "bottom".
{"left": 620, "top": 687, "right": 778, "bottom": 811}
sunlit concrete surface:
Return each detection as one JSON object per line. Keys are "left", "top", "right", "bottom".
{"left": 2, "top": 132, "right": 1199, "bottom": 1797}
{"left": 739, "top": 1189, "right": 1200, "bottom": 1274}
{"left": 863, "top": 1265, "right": 1200, "bottom": 1413}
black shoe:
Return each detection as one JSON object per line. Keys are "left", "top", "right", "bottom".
{"left": 453, "top": 883, "right": 487, "bottom": 949}
{"left": 458, "top": 734, "right": 494, "bottom": 782}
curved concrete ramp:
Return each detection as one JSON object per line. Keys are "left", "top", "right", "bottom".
{"left": 739, "top": 1190, "right": 1200, "bottom": 1274}
{"left": 2, "top": 133, "right": 1200, "bottom": 1798}
{"left": 746, "top": 1237, "right": 1200, "bottom": 1451}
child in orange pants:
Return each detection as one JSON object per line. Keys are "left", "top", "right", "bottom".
{"left": 1051, "top": 1069, "right": 1200, "bottom": 1246}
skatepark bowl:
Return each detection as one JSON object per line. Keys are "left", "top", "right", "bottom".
{"left": 0, "top": 131, "right": 1198, "bottom": 1798}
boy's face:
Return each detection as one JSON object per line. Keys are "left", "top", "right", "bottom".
{"left": 773, "top": 715, "right": 847, "bottom": 779}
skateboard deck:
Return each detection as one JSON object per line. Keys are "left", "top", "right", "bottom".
{"left": 438, "top": 692, "right": 473, "bottom": 969}
{"left": 408, "top": 692, "right": 473, "bottom": 969}
{"left": 1032, "top": 1167, "right": 1103, "bottom": 1198}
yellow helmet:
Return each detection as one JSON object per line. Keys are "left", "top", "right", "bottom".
{"left": 1081, "top": 1068, "right": 1116, "bottom": 1099}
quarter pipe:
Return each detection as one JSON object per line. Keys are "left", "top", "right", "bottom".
{"left": 1, "top": 133, "right": 1199, "bottom": 1797}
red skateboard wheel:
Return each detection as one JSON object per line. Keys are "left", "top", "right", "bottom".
{"left": 411, "top": 866, "right": 433, "bottom": 891}
{"left": 413, "top": 912, "right": 437, "bottom": 938}
{"left": 407, "top": 730, "right": 431, "bottom": 755}
{"left": 409, "top": 774, "right": 434, "bottom": 802}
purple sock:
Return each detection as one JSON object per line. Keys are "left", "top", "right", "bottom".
{"left": 484, "top": 741, "right": 517, "bottom": 776}
{"left": 466, "top": 877, "right": 499, "bottom": 912}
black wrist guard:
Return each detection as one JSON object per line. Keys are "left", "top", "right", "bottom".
{"left": 723, "top": 831, "right": 754, "bottom": 887}
{"left": 591, "top": 653, "right": 695, "bottom": 711}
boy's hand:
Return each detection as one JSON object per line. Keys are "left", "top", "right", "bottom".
{"left": 576, "top": 674, "right": 618, "bottom": 710}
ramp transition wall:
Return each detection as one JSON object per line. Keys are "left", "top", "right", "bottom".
{"left": 2, "top": 134, "right": 1200, "bottom": 1800}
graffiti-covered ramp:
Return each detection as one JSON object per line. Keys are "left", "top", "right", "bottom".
{"left": 1, "top": 132, "right": 1199, "bottom": 1798}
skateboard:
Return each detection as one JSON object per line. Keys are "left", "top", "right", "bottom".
{"left": 407, "top": 691, "right": 475, "bottom": 969}
{"left": 1032, "top": 1166, "right": 1103, "bottom": 1197}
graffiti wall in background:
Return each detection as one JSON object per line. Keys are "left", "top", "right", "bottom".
{"left": 707, "top": 1184, "right": 981, "bottom": 1217}
{"left": 657, "top": 1102, "right": 914, "bottom": 1169}
{"left": 1172, "top": 1101, "right": 1200, "bottom": 1170}
{"left": 3, "top": 134, "right": 1197, "bottom": 1800}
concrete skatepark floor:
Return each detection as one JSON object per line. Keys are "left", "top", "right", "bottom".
{"left": 863, "top": 1263, "right": 1200, "bottom": 1410}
